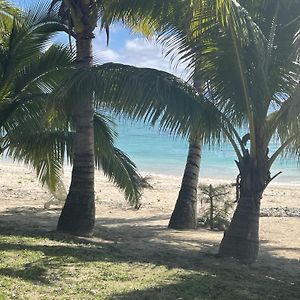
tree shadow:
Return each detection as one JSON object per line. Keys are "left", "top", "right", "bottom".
{"left": 0, "top": 206, "right": 299, "bottom": 299}
{"left": 0, "top": 266, "right": 49, "bottom": 284}
{"left": 108, "top": 268, "right": 300, "bottom": 300}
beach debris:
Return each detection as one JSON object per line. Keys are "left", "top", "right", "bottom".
{"left": 260, "top": 207, "right": 300, "bottom": 217}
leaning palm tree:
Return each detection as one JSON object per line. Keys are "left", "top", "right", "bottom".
{"left": 118, "top": 0, "right": 253, "bottom": 230}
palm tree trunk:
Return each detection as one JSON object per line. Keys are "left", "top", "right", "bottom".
{"left": 168, "top": 67, "right": 202, "bottom": 230}
{"left": 218, "top": 191, "right": 261, "bottom": 264}
{"left": 218, "top": 156, "right": 269, "bottom": 264}
{"left": 57, "top": 29, "right": 95, "bottom": 236}
{"left": 168, "top": 139, "right": 202, "bottom": 229}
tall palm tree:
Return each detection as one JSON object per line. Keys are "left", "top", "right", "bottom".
{"left": 47, "top": 0, "right": 219, "bottom": 236}
{"left": 216, "top": 0, "right": 300, "bottom": 263}
{"left": 0, "top": 5, "right": 163, "bottom": 212}
{"left": 173, "top": 0, "right": 300, "bottom": 263}
{"left": 46, "top": 0, "right": 99, "bottom": 235}
{"left": 117, "top": 0, "right": 248, "bottom": 230}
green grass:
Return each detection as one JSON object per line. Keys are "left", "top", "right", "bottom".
{"left": 0, "top": 227, "right": 299, "bottom": 300}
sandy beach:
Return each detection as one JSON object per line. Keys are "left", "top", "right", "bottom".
{"left": 0, "top": 160, "right": 299, "bottom": 276}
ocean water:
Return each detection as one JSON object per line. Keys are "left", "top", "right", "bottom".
{"left": 116, "top": 119, "right": 300, "bottom": 184}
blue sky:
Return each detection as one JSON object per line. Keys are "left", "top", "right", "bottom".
{"left": 9, "top": 0, "right": 188, "bottom": 78}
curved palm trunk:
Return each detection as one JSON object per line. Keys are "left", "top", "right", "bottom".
{"left": 219, "top": 154, "right": 270, "bottom": 264}
{"left": 168, "top": 139, "right": 202, "bottom": 229}
{"left": 57, "top": 27, "right": 95, "bottom": 235}
{"left": 168, "top": 69, "right": 202, "bottom": 230}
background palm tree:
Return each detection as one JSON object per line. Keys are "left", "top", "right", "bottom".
{"left": 94, "top": 0, "right": 251, "bottom": 231}
{"left": 114, "top": 0, "right": 250, "bottom": 230}
{"left": 168, "top": 69, "right": 203, "bottom": 230}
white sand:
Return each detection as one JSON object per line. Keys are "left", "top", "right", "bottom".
{"left": 0, "top": 161, "right": 299, "bottom": 274}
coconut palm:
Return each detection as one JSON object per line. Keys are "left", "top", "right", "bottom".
{"left": 47, "top": 0, "right": 219, "bottom": 236}
{"left": 127, "top": 0, "right": 300, "bottom": 262}
{"left": 113, "top": 0, "right": 252, "bottom": 230}
{"left": 167, "top": 0, "right": 300, "bottom": 263}
{"left": 216, "top": 0, "right": 300, "bottom": 263}
{"left": 168, "top": 69, "right": 203, "bottom": 230}
{"left": 104, "top": 0, "right": 262, "bottom": 231}
{"left": 0, "top": 6, "right": 152, "bottom": 214}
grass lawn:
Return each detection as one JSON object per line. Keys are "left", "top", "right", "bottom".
{"left": 0, "top": 224, "right": 299, "bottom": 300}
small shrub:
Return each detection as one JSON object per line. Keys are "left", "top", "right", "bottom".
{"left": 198, "top": 184, "right": 235, "bottom": 231}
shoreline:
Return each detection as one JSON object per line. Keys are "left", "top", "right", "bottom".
{"left": 1, "top": 160, "right": 300, "bottom": 212}
{"left": 1, "top": 158, "right": 300, "bottom": 186}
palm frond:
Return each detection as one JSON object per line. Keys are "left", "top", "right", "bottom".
{"left": 60, "top": 63, "right": 227, "bottom": 144}
{"left": 93, "top": 112, "right": 142, "bottom": 207}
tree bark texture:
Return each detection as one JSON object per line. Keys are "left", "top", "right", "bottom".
{"left": 57, "top": 1, "right": 97, "bottom": 236}
{"left": 218, "top": 150, "right": 270, "bottom": 263}
{"left": 168, "top": 139, "right": 202, "bottom": 229}
{"left": 168, "top": 68, "right": 203, "bottom": 230}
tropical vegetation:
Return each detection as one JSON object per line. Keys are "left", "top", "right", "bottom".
{"left": 2, "top": 0, "right": 214, "bottom": 236}
{"left": 154, "top": 0, "right": 300, "bottom": 263}
{"left": 102, "top": 0, "right": 300, "bottom": 263}
{"left": 0, "top": 3, "right": 146, "bottom": 213}
{"left": 46, "top": 0, "right": 219, "bottom": 236}
{"left": 0, "top": 0, "right": 299, "bottom": 267}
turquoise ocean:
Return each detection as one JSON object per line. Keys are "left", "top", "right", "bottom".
{"left": 116, "top": 119, "right": 300, "bottom": 184}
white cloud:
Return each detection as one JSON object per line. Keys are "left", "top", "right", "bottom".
{"left": 93, "top": 37, "right": 190, "bottom": 80}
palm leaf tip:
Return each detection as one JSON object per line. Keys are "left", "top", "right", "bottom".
{"left": 93, "top": 112, "right": 143, "bottom": 208}
{"left": 97, "top": 147, "right": 143, "bottom": 209}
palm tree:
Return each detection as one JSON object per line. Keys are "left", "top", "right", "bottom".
{"left": 128, "top": 0, "right": 299, "bottom": 262}
{"left": 171, "top": 0, "right": 300, "bottom": 263}
{"left": 0, "top": 6, "right": 145, "bottom": 212}
{"left": 104, "top": 0, "right": 257, "bottom": 231}
{"left": 116, "top": 0, "right": 247, "bottom": 230}
{"left": 47, "top": 0, "right": 218, "bottom": 236}
{"left": 216, "top": 0, "right": 300, "bottom": 263}
{"left": 168, "top": 70, "right": 203, "bottom": 230}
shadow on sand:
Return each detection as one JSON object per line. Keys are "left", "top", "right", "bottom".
{"left": 0, "top": 206, "right": 299, "bottom": 299}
